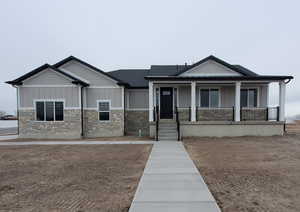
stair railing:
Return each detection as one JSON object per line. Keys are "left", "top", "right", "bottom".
{"left": 155, "top": 106, "right": 159, "bottom": 141}
{"left": 175, "top": 106, "right": 180, "bottom": 141}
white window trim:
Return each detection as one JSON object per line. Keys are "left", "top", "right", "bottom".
{"left": 240, "top": 87, "right": 260, "bottom": 108}
{"left": 198, "top": 88, "right": 221, "bottom": 108}
{"left": 97, "top": 100, "right": 111, "bottom": 122}
{"left": 34, "top": 99, "right": 65, "bottom": 122}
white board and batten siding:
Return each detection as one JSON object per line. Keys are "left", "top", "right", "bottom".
{"left": 180, "top": 60, "right": 242, "bottom": 77}
{"left": 126, "top": 89, "right": 149, "bottom": 110}
{"left": 19, "top": 60, "right": 124, "bottom": 110}
{"left": 59, "top": 60, "right": 117, "bottom": 86}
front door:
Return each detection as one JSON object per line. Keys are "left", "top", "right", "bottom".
{"left": 160, "top": 87, "right": 173, "bottom": 119}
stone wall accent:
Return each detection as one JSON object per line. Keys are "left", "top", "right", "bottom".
{"left": 19, "top": 109, "right": 82, "bottom": 139}
{"left": 125, "top": 110, "right": 149, "bottom": 136}
{"left": 197, "top": 108, "right": 234, "bottom": 121}
{"left": 84, "top": 110, "right": 124, "bottom": 138}
{"left": 178, "top": 109, "right": 190, "bottom": 121}
{"left": 241, "top": 108, "right": 267, "bottom": 121}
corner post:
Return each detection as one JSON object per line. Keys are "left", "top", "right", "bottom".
{"left": 191, "top": 81, "right": 196, "bottom": 122}
{"left": 149, "top": 81, "right": 154, "bottom": 122}
{"left": 279, "top": 81, "right": 286, "bottom": 121}
{"left": 235, "top": 81, "right": 241, "bottom": 122}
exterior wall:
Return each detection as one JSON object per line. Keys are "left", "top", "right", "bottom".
{"left": 22, "top": 68, "right": 72, "bottom": 85}
{"left": 19, "top": 87, "right": 80, "bottom": 108}
{"left": 125, "top": 110, "right": 149, "bottom": 136}
{"left": 60, "top": 60, "right": 117, "bottom": 86}
{"left": 19, "top": 109, "right": 81, "bottom": 139}
{"left": 180, "top": 122, "right": 284, "bottom": 137}
{"left": 83, "top": 110, "right": 124, "bottom": 137}
{"left": 178, "top": 86, "right": 191, "bottom": 108}
{"left": 86, "top": 88, "right": 123, "bottom": 108}
{"left": 126, "top": 89, "right": 149, "bottom": 109}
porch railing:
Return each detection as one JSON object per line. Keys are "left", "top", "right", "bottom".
{"left": 176, "top": 107, "right": 280, "bottom": 122}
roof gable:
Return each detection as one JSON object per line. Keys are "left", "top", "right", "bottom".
{"left": 175, "top": 55, "right": 258, "bottom": 77}
{"left": 23, "top": 68, "right": 73, "bottom": 85}
{"left": 180, "top": 60, "right": 242, "bottom": 77}
{"left": 6, "top": 64, "right": 89, "bottom": 86}
{"left": 54, "top": 56, "right": 128, "bottom": 86}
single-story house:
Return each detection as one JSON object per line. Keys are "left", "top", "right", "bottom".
{"left": 6, "top": 55, "right": 293, "bottom": 140}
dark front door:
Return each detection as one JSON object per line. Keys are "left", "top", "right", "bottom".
{"left": 160, "top": 87, "right": 173, "bottom": 119}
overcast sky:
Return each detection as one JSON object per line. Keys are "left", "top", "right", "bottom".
{"left": 0, "top": 0, "right": 299, "bottom": 116}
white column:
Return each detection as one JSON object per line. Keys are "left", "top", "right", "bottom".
{"left": 266, "top": 83, "right": 270, "bottom": 107}
{"left": 279, "top": 81, "right": 286, "bottom": 121}
{"left": 235, "top": 81, "right": 241, "bottom": 122}
{"left": 191, "top": 81, "right": 196, "bottom": 122}
{"left": 149, "top": 81, "right": 154, "bottom": 122}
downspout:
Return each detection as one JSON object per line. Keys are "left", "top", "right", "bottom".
{"left": 80, "top": 86, "right": 84, "bottom": 137}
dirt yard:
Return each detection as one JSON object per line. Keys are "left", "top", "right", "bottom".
{"left": 0, "top": 144, "right": 152, "bottom": 212}
{"left": 184, "top": 135, "right": 300, "bottom": 212}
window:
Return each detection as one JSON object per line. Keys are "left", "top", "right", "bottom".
{"left": 200, "top": 89, "right": 220, "bottom": 108}
{"left": 98, "top": 101, "right": 110, "bottom": 121}
{"left": 240, "top": 89, "right": 258, "bottom": 107}
{"left": 36, "top": 101, "right": 64, "bottom": 121}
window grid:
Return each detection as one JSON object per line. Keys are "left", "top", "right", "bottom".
{"left": 241, "top": 88, "right": 258, "bottom": 108}
{"left": 98, "top": 100, "right": 110, "bottom": 121}
{"left": 35, "top": 101, "right": 64, "bottom": 121}
{"left": 199, "top": 88, "right": 220, "bottom": 108}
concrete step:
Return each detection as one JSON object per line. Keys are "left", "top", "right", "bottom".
{"left": 159, "top": 137, "right": 178, "bottom": 141}
{"left": 159, "top": 133, "right": 177, "bottom": 137}
{"left": 159, "top": 129, "right": 177, "bottom": 133}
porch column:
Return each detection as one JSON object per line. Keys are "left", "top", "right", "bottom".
{"left": 235, "top": 81, "right": 241, "bottom": 122}
{"left": 149, "top": 81, "right": 154, "bottom": 122}
{"left": 279, "top": 81, "right": 286, "bottom": 121}
{"left": 191, "top": 81, "right": 196, "bottom": 122}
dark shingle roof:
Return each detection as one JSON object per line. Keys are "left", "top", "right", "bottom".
{"left": 149, "top": 65, "right": 188, "bottom": 76}
{"left": 107, "top": 69, "right": 149, "bottom": 88}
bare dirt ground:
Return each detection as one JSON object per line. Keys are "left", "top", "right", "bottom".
{"left": 184, "top": 135, "right": 300, "bottom": 212}
{"left": 0, "top": 136, "right": 151, "bottom": 142}
{"left": 0, "top": 144, "right": 152, "bottom": 212}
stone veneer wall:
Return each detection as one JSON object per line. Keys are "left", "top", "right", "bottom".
{"left": 83, "top": 110, "right": 124, "bottom": 138}
{"left": 178, "top": 108, "right": 234, "bottom": 121}
{"left": 19, "top": 109, "right": 82, "bottom": 139}
{"left": 241, "top": 108, "right": 267, "bottom": 121}
{"left": 178, "top": 108, "right": 189, "bottom": 121}
{"left": 125, "top": 110, "right": 149, "bottom": 136}
{"left": 197, "top": 108, "right": 234, "bottom": 121}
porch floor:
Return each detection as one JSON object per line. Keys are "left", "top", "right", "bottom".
{"left": 129, "top": 141, "right": 221, "bottom": 212}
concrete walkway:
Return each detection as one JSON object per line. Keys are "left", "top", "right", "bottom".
{"left": 129, "top": 141, "right": 221, "bottom": 212}
{"left": 0, "top": 141, "right": 154, "bottom": 145}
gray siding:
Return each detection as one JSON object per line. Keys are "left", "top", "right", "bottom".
{"left": 23, "top": 68, "right": 72, "bottom": 85}
{"left": 178, "top": 86, "right": 191, "bottom": 108}
{"left": 60, "top": 61, "right": 117, "bottom": 86}
{"left": 127, "top": 89, "right": 149, "bottom": 109}
{"left": 86, "top": 88, "right": 123, "bottom": 108}
{"left": 19, "top": 87, "right": 79, "bottom": 108}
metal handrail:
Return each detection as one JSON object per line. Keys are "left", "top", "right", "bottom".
{"left": 155, "top": 106, "right": 159, "bottom": 141}
{"left": 175, "top": 106, "right": 180, "bottom": 141}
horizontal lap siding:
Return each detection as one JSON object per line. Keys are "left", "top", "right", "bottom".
{"left": 19, "top": 87, "right": 79, "bottom": 108}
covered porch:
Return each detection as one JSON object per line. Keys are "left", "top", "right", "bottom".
{"left": 148, "top": 80, "right": 287, "bottom": 123}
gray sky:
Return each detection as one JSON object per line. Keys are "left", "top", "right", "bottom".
{"left": 0, "top": 0, "right": 299, "bottom": 116}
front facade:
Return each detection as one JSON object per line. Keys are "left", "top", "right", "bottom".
{"left": 7, "top": 55, "right": 293, "bottom": 139}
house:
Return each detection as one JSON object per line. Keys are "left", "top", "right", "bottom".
{"left": 6, "top": 55, "right": 293, "bottom": 139}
